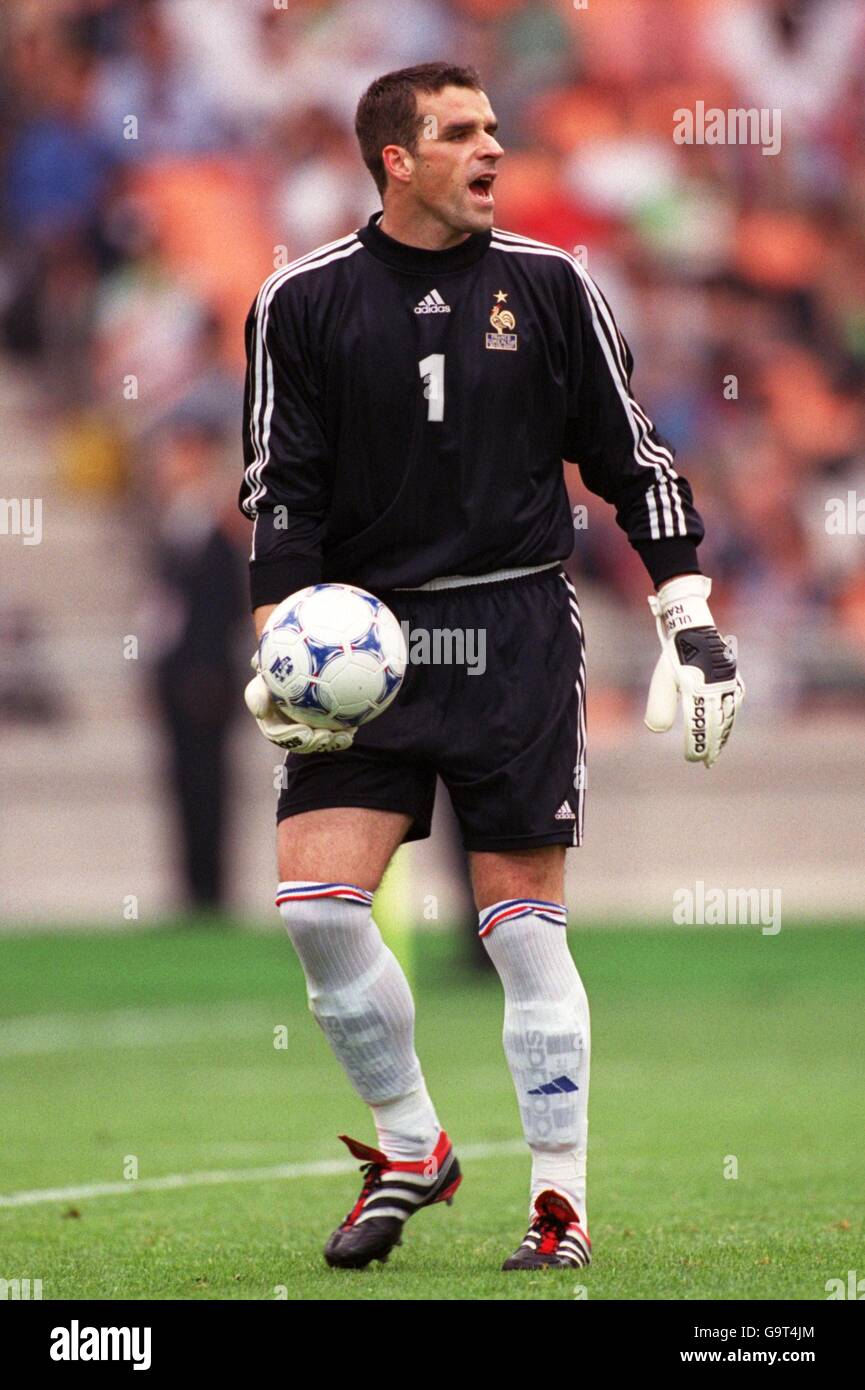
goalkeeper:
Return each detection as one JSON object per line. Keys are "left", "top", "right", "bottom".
{"left": 239, "top": 61, "right": 744, "bottom": 1273}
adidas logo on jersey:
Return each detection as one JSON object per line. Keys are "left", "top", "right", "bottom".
{"left": 414, "top": 289, "right": 451, "bottom": 314}
{"left": 555, "top": 801, "right": 576, "bottom": 820}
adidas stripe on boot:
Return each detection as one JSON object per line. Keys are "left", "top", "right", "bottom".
{"left": 502, "top": 1189, "right": 592, "bottom": 1270}
{"left": 324, "top": 1130, "right": 461, "bottom": 1269}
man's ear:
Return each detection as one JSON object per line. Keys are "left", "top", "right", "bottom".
{"left": 382, "top": 144, "right": 414, "bottom": 185}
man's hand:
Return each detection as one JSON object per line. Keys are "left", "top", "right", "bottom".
{"left": 644, "top": 574, "right": 744, "bottom": 767}
{"left": 244, "top": 656, "right": 355, "bottom": 753}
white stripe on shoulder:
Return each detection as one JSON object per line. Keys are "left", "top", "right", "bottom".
{"left": 253, "top": 229, "right": 361, "bottom": 307}
{"left": 491, "top": 229, "right": 687, "bottom": 538}
{"left": 243, "top": 238, "right": 363, "bottom": 515}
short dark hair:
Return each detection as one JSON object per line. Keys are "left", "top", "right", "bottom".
{"left": 355, "top": 62, "right": 483, "bottom": 196}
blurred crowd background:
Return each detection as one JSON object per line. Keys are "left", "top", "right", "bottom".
{"left": 2, "top": 0, "right": 864, "bottom": 925}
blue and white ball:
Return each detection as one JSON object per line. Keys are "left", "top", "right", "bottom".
{"left": 259, "top": 583, "right": 407, "bottom": 731}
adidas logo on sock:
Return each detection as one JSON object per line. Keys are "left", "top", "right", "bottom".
{"left": 414, "top": 289, "right": 451, "bottom": 313}
{"left": 528, "top": 1075, "right": 579, "bottom": 1096}
{"left": 555, "top": 801, "right": 576, "bottom": 820}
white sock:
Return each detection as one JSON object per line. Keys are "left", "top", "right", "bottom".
{"left": 479, "top": 898, "right": 590, "bottom": 1222}
{"left": 277, "top": 882, "right": 440, "bottom": 1161}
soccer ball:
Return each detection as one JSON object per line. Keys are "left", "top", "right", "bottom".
{"left": 258, "top": 583, "right": 407, "bottom": 731}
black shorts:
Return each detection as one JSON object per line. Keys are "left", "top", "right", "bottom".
{"left": 276, "top": 565, "right": 586, "bottom": 853}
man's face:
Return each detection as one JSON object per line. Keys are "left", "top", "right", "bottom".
{"left": 392, "top": 85, "right": 503, "bottom": 234}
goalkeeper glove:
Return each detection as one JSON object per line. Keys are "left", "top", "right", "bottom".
{"left": 244, "top": 656, "right": 355, "bottom": 753}
{"left": 644, "top": 574, "right": 744, "bottom": 767}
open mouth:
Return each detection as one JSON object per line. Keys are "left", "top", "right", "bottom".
{"left": 468, "top": 173, "right": 495, "bottom": 204}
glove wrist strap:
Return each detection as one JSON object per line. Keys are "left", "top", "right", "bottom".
{"left": 656, "top": 574, "right": 712, "bottom": 603}
{"left": 649, "top": 574, "right": 714, "bottom": 635}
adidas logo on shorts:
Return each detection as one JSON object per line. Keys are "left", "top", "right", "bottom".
{"left": 555, "top": 801, "right": 576, "bottom": 821}
{"left": 414, "top": 289, "right": 451, "bottom": 313}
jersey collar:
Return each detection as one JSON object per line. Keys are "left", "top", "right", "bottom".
{"left": 358, "top": 211, "right": 491, "bottom": 273}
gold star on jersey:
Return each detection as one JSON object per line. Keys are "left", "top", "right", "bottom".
{"left": 486, "top": 291, "right": 518, "bottom": 350}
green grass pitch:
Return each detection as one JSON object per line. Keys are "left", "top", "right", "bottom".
{"left": 0, "top": 923, "right": 862, "bottom": 1301}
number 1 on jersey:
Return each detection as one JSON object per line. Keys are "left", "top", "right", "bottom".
{"left": 418, "top": 353, "right": 445, "bottom": 422}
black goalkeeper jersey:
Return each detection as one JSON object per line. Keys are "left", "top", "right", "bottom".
{"left": 239, "top": 211, "right": 703, "bottom": 609}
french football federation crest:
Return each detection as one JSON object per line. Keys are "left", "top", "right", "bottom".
{"left": 486, "top": 290, "right": 518, "bottom": 350}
